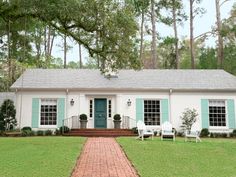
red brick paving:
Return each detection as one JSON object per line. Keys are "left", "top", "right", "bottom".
{"left": 71, "top": 137, "right": 139, "bottom": 177}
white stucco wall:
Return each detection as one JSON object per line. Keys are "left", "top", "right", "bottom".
{"left": 15, "top": 90, "right": 236, "bottom": 131}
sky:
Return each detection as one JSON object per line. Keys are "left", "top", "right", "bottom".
{"left": 52, "top": 0, "right": 235, "bottom": 63}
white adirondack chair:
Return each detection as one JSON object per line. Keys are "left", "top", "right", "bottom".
{"left": 185, "top": 130, "right": 201, "bottom": 143}
{"left": 161, "top": 121, "right": 175, "bottom": 141}
{"left": 137, "top": 120, "right": 154, "bottom": 141}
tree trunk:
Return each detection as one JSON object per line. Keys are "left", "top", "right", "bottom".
{"left": 49, "top": 31, "right": 55, "bottom": 57}
{"left": 215, "top": 0, "right": 224, "bottom": 69}
{"left": 63, "top": 34, "right": 67, "bottom": 69}
{"left": 139, "top": 8, "right": 144, "bottom": 62}
{"left": 151, "top": 0, "right": 157, "bottom": 69}
{"left": 96, "top": 30, "right": 100, "bottom": 68}
{"left": 79, "top": 43, "right": 82, "bottom": 69}
{"left": 190, "top": 0, "right": 195, "bottom": 69}
{"left": 7, "top": 20, "right": 11, "bottom": 88}
{"left": 172, "top": 0, "right": 179, "bottom": 69}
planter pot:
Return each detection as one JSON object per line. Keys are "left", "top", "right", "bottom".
{"left": 114, "top": 120, "right": 121, "bottom": 129}
{"left": 80, "top": 120, "right": 88, "bottom": 129}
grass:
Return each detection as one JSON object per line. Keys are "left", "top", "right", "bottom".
{"left": 0, "top": 137, "right": 86, "bottom": 177}
{"left": 117, "top": 137, "right": 236, "bottom": 177}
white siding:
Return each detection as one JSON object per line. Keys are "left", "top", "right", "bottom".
{"left": 15, "top": 90, "right": 236, "bottom": 131}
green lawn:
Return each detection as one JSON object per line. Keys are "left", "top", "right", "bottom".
{"left": 0, "top": 137, "right": 86, "bottom": 177}
{"left": 117, "top": 137, "right": 236, "bottom": 177}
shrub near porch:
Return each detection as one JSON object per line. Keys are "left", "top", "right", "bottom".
{"left": 0, "top": 137, "right": 86, "bottom": 177}
{"left": 117, "top": 137, "right": 236, "bottom": 177}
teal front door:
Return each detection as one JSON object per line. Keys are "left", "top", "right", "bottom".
{"left": 94, "top": 99, "right": 107, "bottom": 128}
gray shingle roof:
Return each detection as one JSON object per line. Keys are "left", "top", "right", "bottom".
{"left": 11, "top": 69, "right": 236, "bottom": 91}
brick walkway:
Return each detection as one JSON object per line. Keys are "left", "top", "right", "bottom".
{"left": 71, "top": 137, "right": 139, "bottom": 177}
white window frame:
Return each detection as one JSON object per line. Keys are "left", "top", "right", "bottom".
{"left": 208, "top": 99, "right": 228, "bottom": 129}
{"left": 143, "top": 99, "right": 161, "bottom": 126}
{"left": 39, "top": 98, "right": 57, "bottom": 128}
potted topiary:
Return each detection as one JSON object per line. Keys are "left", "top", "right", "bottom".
{"left": 113, "top": 114, "right": 121, "bottom": 129}
{"left": 79, "top": 114, "right": 88, "bottom": 129}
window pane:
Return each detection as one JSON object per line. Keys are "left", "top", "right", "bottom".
{"left": 144, "top": 100, "right": 160, "bottom": 125}
{"left": 208, "top": 100, "right": 226, "bottom": 127}
{"left": 40, "top": 99, "right": 57, "bottom": 126}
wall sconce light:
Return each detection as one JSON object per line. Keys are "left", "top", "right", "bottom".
{"left": 127, "top": 99, "right": 131, "bottom": 106}
{"left": 70, "top": 99, "right": 75, "bottom": 106}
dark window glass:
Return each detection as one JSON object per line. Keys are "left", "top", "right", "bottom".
{"left": 144, "top": 100, "right": 160, "bottom": 125}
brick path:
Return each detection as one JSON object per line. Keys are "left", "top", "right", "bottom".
{"left": 71, "top": 137, "right": 139, "bottom": 177}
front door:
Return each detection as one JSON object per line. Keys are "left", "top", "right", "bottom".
{"left": 94, "top": 99, "right": 107, "bottom": 128}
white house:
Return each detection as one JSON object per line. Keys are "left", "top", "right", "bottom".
{"left": 11, "top": 69, "right": 236, "bottom": 132}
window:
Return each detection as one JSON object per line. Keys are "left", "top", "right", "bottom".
{"left": 40, "top": 99, "right": 57, "bottom": 125}
{"left": 144, "top": 100, "right": 160, "bottom": 125}
{"left": 209, "top": 100, "right": 226, "bottom": 127}
{"left": 89, "top": 100, "right": 93, "bottom": 118}
{"left": 108, "top": 99, "right": 112, "bottom": 118}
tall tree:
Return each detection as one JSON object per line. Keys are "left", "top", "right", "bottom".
{"left": 63, "top": 34, "right": 67, "bottom": 68}
{"left": 189, "top": 0, "right": 205, "bottom": 69}
{"left": 150, "top": 0, "right": 158, "bottom": 68}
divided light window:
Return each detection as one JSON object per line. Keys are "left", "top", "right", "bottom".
{"left": 144, "top": 100, "right": 160, "bottom": 125}
{"left": 209, "top": 100, "right": 226, "bottom": 127}
{"left": 108, "top": 100, "right": 112, "bottom": 118}
{"left": 89, "top": 100, "right": 93, "bottom": 118}
{"left": 40, "top": 99, "right": 57, "bottom": 125}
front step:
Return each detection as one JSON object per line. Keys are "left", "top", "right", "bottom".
{"left": 64, "top": 128, "right": 137, "bottom": 137}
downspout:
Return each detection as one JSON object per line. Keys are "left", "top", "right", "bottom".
{"left": 169, "top": 89, "right": 172, "bottom": 123}
{"left": 66, "top": 89, "right": 69, "bottom": 120}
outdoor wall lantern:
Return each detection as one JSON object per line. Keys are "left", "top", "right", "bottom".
{"left": 127, "top": 99, "right": 132, "bottom": 106}
{"left": 70, "top": 99, "right": 75, "bottom": 106}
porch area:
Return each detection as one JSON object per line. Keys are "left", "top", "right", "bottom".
{"left": 62, "top": 115, "right": 137, "bottom": 137}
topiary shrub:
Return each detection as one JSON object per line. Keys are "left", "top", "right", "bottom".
{"left": 36, "top": 130, "right": 44, "bottom": 136}
{"left": 79, "top": 114, "right": 88, "bottom": 121}
{"left": 59, "top": 126, "right": 70, "bottom": 134}
{"left": 21, "top": 127, "right": 32, "bottom": 131}
{"left": 45, "top": 130, "right": 53, "bottom": 136}
{"left": 113, "top": 114, "right": 121, "bottom": 121}
{"left": 200, "top": 128, "right": 209, "bottom": 137}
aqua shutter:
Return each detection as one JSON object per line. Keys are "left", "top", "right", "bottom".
{"left": 227, "top": 99, "right": 235, "bottom": 129}
{"left": 32, "top": 98, "right": 39, "bottom": 128}
{"left": 201, "top": 99, "right": 209, "bottom": 128}
{"left": 161, "top": 99, "right": 169, "bottom": 123}
{"left": 136, "top": 98, "right": 143, "bottom": 122}
{"left": 57, "top": 98, "right": 65, "bottom": 127}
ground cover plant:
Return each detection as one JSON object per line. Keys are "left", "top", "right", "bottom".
{"left": 117, "top": 137, "right": 236, "bottom": 177}
{"left": 0, "top": 137, "right": 86, "bottom": 177}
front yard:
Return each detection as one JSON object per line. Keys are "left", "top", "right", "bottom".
{"left": 0, "top": 137, "right": 86, "bottom": 177}
{"left": 117, "top": 137, "right": 236, "bottom": 177}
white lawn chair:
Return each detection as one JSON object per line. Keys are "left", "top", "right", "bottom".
{"left": 161, "top": 121, "right": 175, "bottom": 141}
{"left": 137, "top": 120, "right": 154, "bottom": 141}
{"left": 185, "top": 130, "right": 201, "bottom": 143}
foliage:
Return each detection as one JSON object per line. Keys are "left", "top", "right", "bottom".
{"left": 0, "top": 99, "right": 17, "bottom": 131}
{"left": 21, "top": 127, "right": 32, "bottom": 131}
{"left": 45, "top": 129, "right": 53, "bottom": 136}
{"left": 59, "top": 126, "right": 70, "bottom": 134}
{"left": 230, "top": 129, "right": 236, "bottom": 138}
{"left": 200, "top": 128, "right": 209, "bottom": 137}
{"left": 117, "top": 137, "right": 236, "bottom": 177}
{"left": 79, "top": 114, "right": 88, "bottom": 121}
{"left": 113, "top": 114, "right": 121, "bottom": 121}
{"left": 0, "top": 137, "right": 86, "bottom": 177}
{"left": 21, "top": 130, "right": 34, "bottom": 137}
{"left": 36, "top": 130, "right": 44, "bottom": 136}
{"left": 210, "top": 132, "right": 228, "bottom": 138}
{"left": 180, "top": 108, "right": 198, "bottom": 132}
